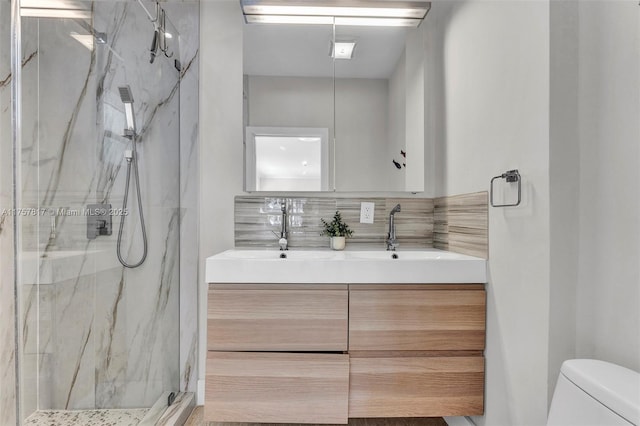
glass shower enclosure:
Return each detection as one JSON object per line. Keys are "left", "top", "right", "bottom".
{"left": 15, "top": 1, "right": 181, "bottom": 423}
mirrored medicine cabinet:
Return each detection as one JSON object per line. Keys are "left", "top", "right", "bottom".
{"left": 242, "top": 3, "right": 429, "bottom": 192}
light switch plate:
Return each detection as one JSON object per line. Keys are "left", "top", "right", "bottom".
{"left": 360, "top": 202, "right": 375, "bottom": 224}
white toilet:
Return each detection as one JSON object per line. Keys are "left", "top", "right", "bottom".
{"left": 548, "top": 359, "right": 640, "bottom": 425}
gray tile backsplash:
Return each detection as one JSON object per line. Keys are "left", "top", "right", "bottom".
{"left": 434, "top": 192, "right": 489, "bottom": 259}
{"left": 236, "top": 192, "right": 488, "bottom": 258}
{"left": 235, "top": 196, "right": 434, "bottom": 250}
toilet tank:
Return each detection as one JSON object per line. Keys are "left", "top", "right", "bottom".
{"left": 548, "top": 359, "right": 640, "bottom": 426}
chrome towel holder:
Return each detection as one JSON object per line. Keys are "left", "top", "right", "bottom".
{"left": 490, "top": 169, "right": 521, "bottom": 207}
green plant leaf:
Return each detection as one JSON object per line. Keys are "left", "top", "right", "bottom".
{"left": 320, "top": 210, "right": 353, "bottom": 238}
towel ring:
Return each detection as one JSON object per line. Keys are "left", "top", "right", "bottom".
{"left": 490, "top": 169, "right": 521, "bottom": 207}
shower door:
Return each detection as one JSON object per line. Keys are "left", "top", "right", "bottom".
{"left": 17, "top": 0, "right": 181, "bottom": 420}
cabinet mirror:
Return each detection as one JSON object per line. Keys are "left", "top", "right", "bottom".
{"left": 243, "top": 12, "right": 427, "bottom": 192}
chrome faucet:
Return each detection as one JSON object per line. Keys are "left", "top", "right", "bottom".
{"left": 386, "top": 203, "right": 401, "bottom": 251}
{"left": 278, "top": 202, "right": 288, "bottom": 250}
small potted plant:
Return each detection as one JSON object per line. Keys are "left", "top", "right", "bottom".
{"left": 320, "top": 210, "right": 353, "bottom": 250}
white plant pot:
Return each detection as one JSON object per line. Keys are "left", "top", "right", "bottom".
{"left": 330, "top": 236, "right": 346, "bottom": 251}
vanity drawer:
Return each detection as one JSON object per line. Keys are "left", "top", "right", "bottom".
{"left": 205, "top": 351, "right": 349, "bottom": 424}
{"left": 349, "top": 355, "right": 485, "bottom": 418}
{"left": 349, "top": 288, "right": 486, "bottom": 351}
{"left": 208, "top": 285, "right": 348, "bottom": 351}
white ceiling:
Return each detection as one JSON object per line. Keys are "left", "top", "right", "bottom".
{"left": 243, "top": 22, "right": 410, "bottom": 79}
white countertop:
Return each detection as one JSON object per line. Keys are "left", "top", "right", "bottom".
{"left": 206, "top": 248, "right": 487, "bottom": 284}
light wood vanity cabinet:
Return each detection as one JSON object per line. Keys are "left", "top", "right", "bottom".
{"left": 206, "top": 284, "right": 350, "bottom": 424}
{"left": 348, "top": 284, "right": 486, "bottom": 418}
{"left": 207, "top": 284, "right": 348, "bottom": 351}
{"left": 205, "top": 283, "right": 486, "bottom": 424}
{"left": 349, "top": 285, "right": 487, "bottom": 351}
{"left": 206, "top": 351, "right": 349, "bottom": 424}
{"left": 349, "top": 355, "right": 485, "bottom": 418}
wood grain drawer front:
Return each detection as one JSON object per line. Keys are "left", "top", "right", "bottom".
{"left": 205, "top": 352, "right": 349, "bottom": 424}
{"left": 349, "top": 356, "right": 484, "bottom": 418}
{"left": 208, "top": 288, "right": 348, "bottom": 351}
{"left": 349, "top": 289, "right": 486, "bottom": 351}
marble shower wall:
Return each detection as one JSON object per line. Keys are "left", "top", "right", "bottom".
{"left": 1, "top": 0, "right": 17, "bottom": 424}
{"left": 16, "top": 1, "right": 195, "bottom": 418}
{"left": 163, "top": 1, "right": 200, "bottom": 395}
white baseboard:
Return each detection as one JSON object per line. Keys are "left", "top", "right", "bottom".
{"left": 444, "top": 416, "right": 476, "bottom": 426}
{"left": 196, "top": 379, "right": 205, "bottom": 405}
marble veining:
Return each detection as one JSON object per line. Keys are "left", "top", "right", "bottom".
{"left": 16, "top": 0, "right": 189, "bottom": 419}
{"left": 0, "top": 50, "right": 38, "bottom": 90}
{"left": 164, "top": 0, "right": 200, "bottom": 395}
{"left": 7, "top": 0, "right": 198, "bottom": 422}
{"left": 41, "top": 47, "right": 97, "bottom": 207}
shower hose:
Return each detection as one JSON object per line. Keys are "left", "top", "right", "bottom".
{"left": 116, "top": 137, "right": 148, "bottom": 268}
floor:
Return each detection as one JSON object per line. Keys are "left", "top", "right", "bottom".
{"left": 24, "top": 409, "right": 150, "bottom": 426}
{"left": 185, "top": 407, "right": 447, "bottom": 426}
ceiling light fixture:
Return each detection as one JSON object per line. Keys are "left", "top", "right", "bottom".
{"left": 330, "top": 41, "right": 356, "bottom": 59}
{"left": 240, "top": 0, "right": 430, "bottom": 27}
{"left": 245, "top": 15, "right": 334, "bottom": 25}
{"left": 21, "top": 0, "right": 90, "bottom": 19}
{"left": 334, "top": 17, "right": 424, "bottom": 27}
{"left": 20, "top": 8, "right": 91, "bottom": 18}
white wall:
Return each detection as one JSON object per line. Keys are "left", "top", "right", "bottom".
{"left": 548, "top": 0, "right": 580, "bottom": 402}
{"left": 547, "top": 0, "right": 640, "bottom": 412}
{"left": 427, "top": 2, "right": 551, "bottom": 425}
{"left": 430, "top": 2, "right": 639, "bottom": 425}
{"left": 575, "top": 0, "right": 640, "bottom": 372}
{"left": 248, "top": 76, "right": 334, "bottom": 131}
{"left": 404, "top": 26, "right": 425, "bottom": 193}
{"left": 248, "top": 75, "right": 394, "bottom": 191}
{"left": 334, "top": 78, "right": 390, "bottom": 191}
{"left": 388, "top": 49, "right": 406, "bottom": 191}
{"left": 198, "top": 0, "right": 244, "bottom": 404}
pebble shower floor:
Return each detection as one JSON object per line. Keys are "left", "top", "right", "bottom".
{"left": 24, "top": 409, "right": 150, "bottom": 426}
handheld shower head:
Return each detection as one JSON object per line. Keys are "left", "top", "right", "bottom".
{"left": 118, "top": 86, "right": 133, "bottom": 104}
{"left": 150, "top": 29, "right": 159, "bottom": 64}
{"left": 118, "top": 86, "right": 136, "bottom": 136}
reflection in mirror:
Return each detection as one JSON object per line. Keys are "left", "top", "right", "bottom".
{"left": 242, "top": 2, "right": 429, "bottom": 193}
{"left": 245, "top": 127, "right": 330, "bottom": 192}
{"left": 334, "top": 24, "right": 425, "bottom": 192}
{"left": 243, "top": 22, "right": 334, "bottom": 192}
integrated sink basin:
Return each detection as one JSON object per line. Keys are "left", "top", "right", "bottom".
{"left": 206, "top": 248, "right": 487, "bottom": 284}
{"left": 343, "top": 250, "right": 466, "bottom": 261}
{"left": 222, "top": 249, "right": 336, "bottom": 260}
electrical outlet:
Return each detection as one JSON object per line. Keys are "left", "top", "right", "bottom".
{"left": 360, "top": 202, "right": 375, "bottom": 224}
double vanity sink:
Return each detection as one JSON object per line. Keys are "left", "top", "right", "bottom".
{"left": 205, "top": 247, "right": 488, "bottom": 424}
{"left": 206, "top": 247, "right": 487, "bottom": 283}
